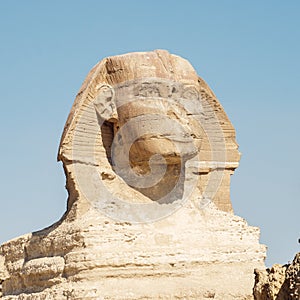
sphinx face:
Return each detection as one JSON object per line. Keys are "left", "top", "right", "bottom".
{"left": 112, "top": 78, "right": 201, "bottom": 170}
{"left": 97, "top": 77, "right": 202, "bottom": 202}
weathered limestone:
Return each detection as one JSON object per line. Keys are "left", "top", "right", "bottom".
{"left": 254, "top": 252, "right": 300, "bottom": 300}
{"left": 0, "top": 50, "right": 266, "bottom": 299}
{"left": 0, "top": 206, "right": 266, "bottom": 299}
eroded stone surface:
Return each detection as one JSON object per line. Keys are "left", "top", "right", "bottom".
{"left": 0, "top": 50, "right": 266, "bottom": 299}
{"left": 254, "top": 252, "right": 300, "bottom": 300}
{"left": 0, "top": 205, "right": 265, "bottom": 299}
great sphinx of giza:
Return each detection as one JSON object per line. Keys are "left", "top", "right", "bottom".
{"left": 0, "top": 50, "right": 266, "bottom": 299}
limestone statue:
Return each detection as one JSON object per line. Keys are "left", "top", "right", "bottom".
{"left": 0, "top": 50, "right": 266, "bottom": 299}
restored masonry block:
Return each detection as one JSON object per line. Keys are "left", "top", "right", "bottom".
{"left": 0, "top": 50, "right": 266, "bottom": 299}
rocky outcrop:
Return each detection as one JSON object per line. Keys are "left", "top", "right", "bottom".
{"left": 0, "top": 50, "right": 266, "bottom": 299}
{"left": 254, "top": 252, "right": 300, "bottom": 300}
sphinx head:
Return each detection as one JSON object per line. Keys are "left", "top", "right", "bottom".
{"left": 58, "top": 50, "right": 240, "bottom": 221}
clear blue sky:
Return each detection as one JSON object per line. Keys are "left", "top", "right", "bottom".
{"left": 0, "top": 1, "right": 299, "bottom": 267}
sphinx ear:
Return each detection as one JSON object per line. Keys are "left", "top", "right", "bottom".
{"left": 94, "top": 84, "right": 117, "bottom": 120}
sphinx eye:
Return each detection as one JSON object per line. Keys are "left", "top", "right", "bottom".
{"left": 138, "top": 84, "right": 160, "bottom": 97}
{"left": 182, "top": 87, "right": 199, "bottom": 101}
